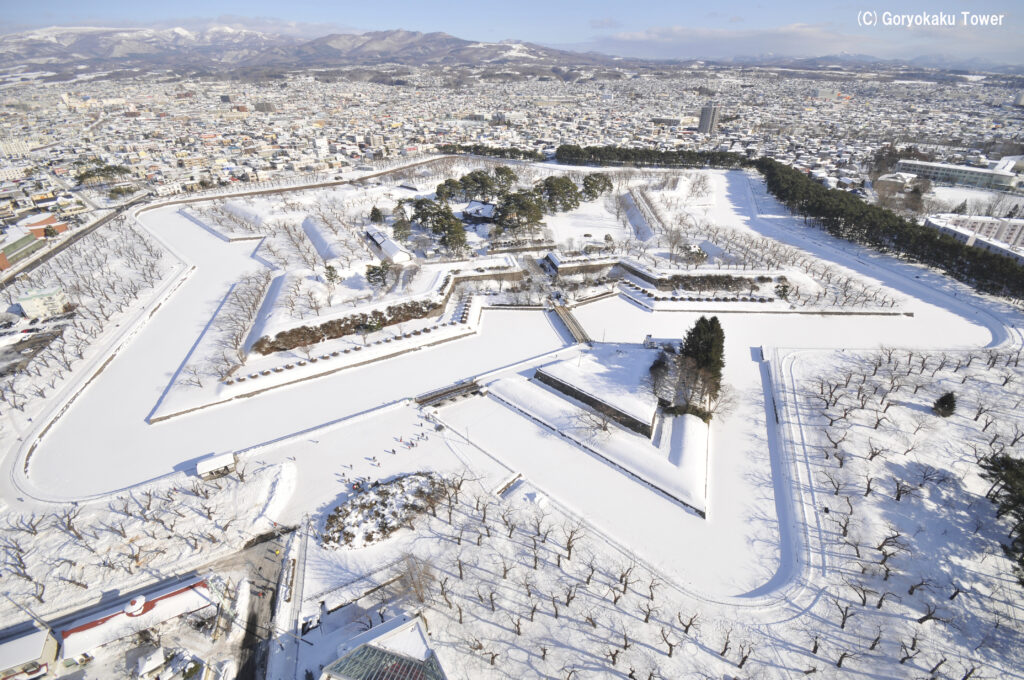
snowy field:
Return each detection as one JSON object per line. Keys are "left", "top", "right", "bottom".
{"left": 2, "top": 159, "right": 1023, "bottom": 679}
{"left": 926, "top": 186, "right": 1024, "bottom": 214}
{"left": 535, "top": 343, "right": 660, "bottom": 427}
{"left": 544, "top": 198, "right": 632, "bottom": 249}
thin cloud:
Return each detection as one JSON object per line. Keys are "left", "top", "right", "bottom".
{"left": 589, "top": 18, "right": 621, "bottom": 30}
{"left": 593, "top": 21, "right": 1021, "bottom": 63}
{"left": 1, "top": 14, "right": 355, "bottom": 38}
{"left": 151, "top": 15, "right": 356, "bottom": 37}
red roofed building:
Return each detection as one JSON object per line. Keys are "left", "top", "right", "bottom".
{"left": 59, "top": 579, "right": 216, "bottom": 663}
{"left": 16, "top": 213, "right": 68, "bottom": 239}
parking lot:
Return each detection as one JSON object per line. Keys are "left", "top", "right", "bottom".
{"left": 0, "top": 323, "right": 67, "bottom": 378}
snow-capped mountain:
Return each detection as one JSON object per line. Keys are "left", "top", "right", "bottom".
{"left": 3, "top": 26, "right": 1017, "bottom": 74}
{"left": 0, "top": 26, "right": 613, "bottom": 72}
{"left": 0, "top": 25, "right": 299, "bottom": 69}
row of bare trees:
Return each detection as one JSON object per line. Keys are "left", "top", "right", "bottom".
{"left": 0, "top": 217, "right": 168, "bottom": 414}
{"left": 1, "top": 464, "right": 261, "bottom": 620}
{"left": 799, "top": 345, "right": 1024, "bottom": 676}
{"left": 355, "top": 473, "right": 760, "bottom": 679}
{"left": 180, "top": 270, "right": 274, "bottom": 386}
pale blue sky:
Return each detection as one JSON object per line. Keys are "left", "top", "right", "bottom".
{"left": 1, "top": 0, "right": 1021, "bottom": 63}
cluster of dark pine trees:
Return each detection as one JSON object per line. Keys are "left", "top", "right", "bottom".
{"left": 436, "top": 144, "right": 544, "bottom": 161}
{"left": 753, "top": 158, "right": 1024, "bottom": 300}
{"left": 981, "top": 454, "right": 1024, "bottom": 582}
{"left": 649, "top": 316, "right": 726, "bottom": 422}
{"left": 555, "top": 145, "right": 750, "bottom": 169}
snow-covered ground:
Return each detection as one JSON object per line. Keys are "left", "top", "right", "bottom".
{"left": 544, "top": 198, "right": 632, "bottom": 248}
{"left": 534, "top": 343, "right": 659, "bottom": 427}
{"left": 3, "top": 159, "right": 1024, "bottom": 679}
{"left": 926, "top": 186, "right": 1024, "bottom": 214}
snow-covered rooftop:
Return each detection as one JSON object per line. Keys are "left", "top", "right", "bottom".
{"left": 366, "top": 227, "right": 412, "bottom": 263}
{"left": 60, "top": 580, "right": 215, "bottom": 659}
{"left": 324, "top": 616, "right": 446, "bottom": 680}
{"left": 0, "top": 627, "right": 51, "bottom": 671}
{"left": 195, "top": 451, "right": 236, "bottom": 477}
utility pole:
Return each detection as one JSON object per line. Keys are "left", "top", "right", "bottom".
{"left": 3, "top": 593, "right": 51, "bottom": 632}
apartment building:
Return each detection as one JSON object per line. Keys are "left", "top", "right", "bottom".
{"left": 895, "top": 159, "right": 1018, "bottom": 190}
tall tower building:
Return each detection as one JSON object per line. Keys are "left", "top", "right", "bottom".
{"left": 698, "top": 103, "right": 720, "bottom": 134}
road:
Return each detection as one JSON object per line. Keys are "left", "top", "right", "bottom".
{"left": 230, "top": 531, "right": 292, "bottom": 680}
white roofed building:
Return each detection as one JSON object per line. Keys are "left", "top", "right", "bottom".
{"left": 196, "top": 451, "right": 237, "bottom": 480}
{"left": 0, "top": 627, "right": 59, "bottom": 680}
{"left": 18, "top": 287, "right": 67, "bottom": 319}
{"left": 59, "top": 579, "right": 216, "bottom": 661}
{"left": 321, "top": 615, "right": 448, "bottom": 680}
{"left": 366, "top": 227, "right": 412, "bottom": 263}
{"left": 925, "top": 214, "right": 1024, "bottom": 265}
{"left": 895, "top": 159, "right": 1018, "bottom": 190}
{"left": 463, "top": 200, "right": 496, "bottom": 223}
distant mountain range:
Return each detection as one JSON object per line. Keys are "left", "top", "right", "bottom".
{"left": 719, "top": 51, "right": 1023, "bottom": 75}
{"left": 0, "top": 26, "right": 1020, "bottom": 75}
{"left": 0, "top": 26, "right": 617, "bottom": 73}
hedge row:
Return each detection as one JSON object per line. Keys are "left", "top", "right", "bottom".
{"left": 252, "top": 299, "right": 443, "bottom": 355}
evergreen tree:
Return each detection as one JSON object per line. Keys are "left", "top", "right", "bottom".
{"left": 411, "top": 198, "right": 440, "bottom": 228}
{"left": 440, "top": 220, "right": 467, "bottom": 253}
{"left": 536, "top": 176, "right": 581, "bottom": 213}
{"left": 493, "top": 166, "right": 518, "bottom": 195}
{"left": 979, "top": 453, "right": 1024, "bottom": 580}
{"left": 460, "top": 169, "right": 497, "bottom": 201}
{"left": 410, "top": 199, "right": 461, "bottom": 236}
{"left": 366, "top": 261, "right": 392, "bottom": 290}
{"left": 681, "top": 316, "right": 725, "bottom": 400}
{"left": 436, "top": 144, "right": 544, "bottom": 161}
{"left": 933, "top": 391, "right": 956, "bottom": 417}
{"left": 582, "top": 173, "right": 613, "bottom": 200}
{"left": 495, "top": 191, "right": 544, "bottom": 234}
{"left": 435, "top": 178, "right": 462, "bottom": 203}
{"left": 649, "top": 318, "right": 727, "bottom": 422}
{"left": 324, "top": 264, "right": 339, "bottom": 287}
{"left": 682, "top": 316, "right": 725, "bottom": 374}
{"left": 369, "top": 206, "right": 384, "bottom": 223}
{"left": 392, "top": 216, "right": 412, "bottom": 241}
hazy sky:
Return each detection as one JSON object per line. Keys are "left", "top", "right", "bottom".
{"left": 3, "top": 0, "right": 1022, "bottom": 63}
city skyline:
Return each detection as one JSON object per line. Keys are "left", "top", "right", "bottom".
{"left": 1, "top": 0, "right": 1021, "bottom": 65}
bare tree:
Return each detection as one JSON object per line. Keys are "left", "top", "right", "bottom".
{"left": 677, "top": 611, "right": 700, "bottom": 636}
{"left": 893, "top": 478, "right": 919, "bottom": 502}
{"left": 660, "top": 628, "right": 677, "bottom": 657}
{"left": 562, "top": 520, "right": 584, "bottom": 562}
{"left": 832, "top": 598, "right": 855, "bottom": 629}
{"left": 917, "top": 602, "right": 948, "bottom": 624}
